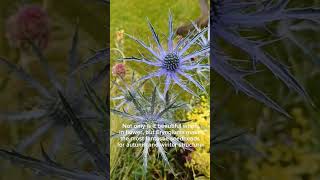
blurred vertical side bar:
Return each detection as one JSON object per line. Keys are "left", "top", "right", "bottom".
{"left": 106, "top": 0, "right": 110, "bottom": 177}
{"left": 210, "top": 0, "right": 214, "bottom": 177}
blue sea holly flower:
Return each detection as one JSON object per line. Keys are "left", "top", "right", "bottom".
{"left": 124, "top": 13, "right": 210, "bottom": 97}
{"left": 111, "top": 87, "right": 191, "bottom": 173}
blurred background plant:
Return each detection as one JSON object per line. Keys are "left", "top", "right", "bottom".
{"left": 245, "top": 108, "right": 320, "bottom": 180}
{"left": 211, "top": 0, "right": 320, "bottom": 179}
{"left": 0, "top": 0, "right": 108, "bottom": 179}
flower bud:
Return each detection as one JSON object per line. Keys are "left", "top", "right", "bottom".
{"left": 6, "top": 5, "right": 50, "bottom": 50}
{"left": 112, "top": 63, "right": 126, "bottom": 78}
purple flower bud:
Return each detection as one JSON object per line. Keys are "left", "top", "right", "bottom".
{"left": 112, "top": 63, "right": 126, "bottom": 78}
{"left": 6, "top": 5, "right": 50, "bottom": 50}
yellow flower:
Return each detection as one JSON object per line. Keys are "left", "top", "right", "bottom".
{"left": 181, "top": 95, "right": 210, "bottom": 178}
{"left": 246, "top": 108, "right": 320, "bottom": 179}
{"left": 116, "top": 30, "right": 124, "bottom": 42}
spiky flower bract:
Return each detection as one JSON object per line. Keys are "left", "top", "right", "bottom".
{"left": 111, "top": 86, "right": 192, "bottom": 173}
{"left": 192, "top": 20, "right": 210, "bottom": 81}
{"left": 124, "top": 13, "right": 210, "bottom": 97}
{"left": 111, "top": 71, "right": 146, "bottom": 110}
{"left": 210, "top": 0, "right": 319, "bottom": 115}
{"left": 193, "top": 21, "right": 210, "bottom": 52}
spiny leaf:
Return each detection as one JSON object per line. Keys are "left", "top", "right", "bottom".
{"left": 211, "top": 54, "right": 290, "bottom": 117}
{"left": 40, "top": 143, "right": 60, "bottom": 166}
{"left": 28, "top": 40, "right": 63, "bottom": 91}
{"left": 0, "top": 110, "right": 47, "bottom": 122}
{"left": 73, "top": 48, "right": 109, "bottom": 74}
{"left": 83, "top": 80, "right": 106, "bottom": 116}
{"left": 58, "top": 91, "right": 108, "bottom": 176}
{"left": 150, "top": 87, "right": 157, "bottom": 114}
{"left": 0, "top": 149, "right": 105, "bottom": 180}
{"left": 67, "top": 22, "right": 80, "bottom": 93}
{"left": 0, "top": 57, "right": 52, "bottom": 98}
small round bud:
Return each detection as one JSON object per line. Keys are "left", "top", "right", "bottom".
{"left": 6, "top": 5, "right": 50, "bottom": 50}
{"left": 112, "top": 63, "right": 126, "bottom": 78}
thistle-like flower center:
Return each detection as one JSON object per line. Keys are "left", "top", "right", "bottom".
{"left": 163, "top": 53, "right": 179, "bottom": 71}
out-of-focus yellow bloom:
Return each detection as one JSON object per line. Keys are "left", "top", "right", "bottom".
{"left": 246, "top": 108, "right": 320, "bottom": 180}
{"left": 182, "top": 95, "right": 210, "bottom": 179}
{"left": 116, "top": 30, "right": 124, "bottom": 42}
